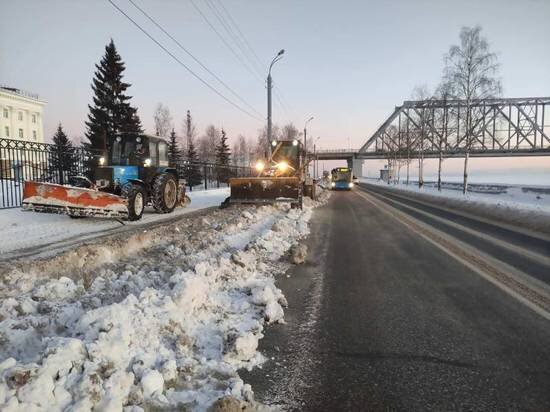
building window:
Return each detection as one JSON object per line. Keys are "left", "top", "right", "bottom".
{"left": 32, "top": 114, "right": 36, "bottom": 123}
{"left": 18, "top": 129, "right": 23, "bottom": 138}
{"left": 32, "top": 131, "right": 37, "bottom": 140}
{"left": 4, "top": 126, "right": 9, "bottom": 137}
{"left": 18, "top": 112, "right": 23, "bottom": 121}
{"left": 2, "top": 108, "right": 7, "bottom": 118}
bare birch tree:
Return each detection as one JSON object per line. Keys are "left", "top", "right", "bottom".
{"left": 153, "top": 103, "right": 173, "bottom": 138}
{"left": 443, "top": 26, "right": 501, "bottom": 193}
{"left": 410, "top": 85, "right": 433, "bottom": 188}
{"left": 434, "top": 81, "right": 455, "bottom": 191}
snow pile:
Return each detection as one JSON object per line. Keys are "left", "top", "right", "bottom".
{"left": 0, "top": 194, "right": 325, "bottom": 411}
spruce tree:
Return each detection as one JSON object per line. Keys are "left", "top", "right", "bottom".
{"left": 184, "top": 110, "right": 202, "bottom": 189}
{"left": 85, "top": 39, "right": 142, "bottom": 166}
{"left": 167, "top": 128, "right": 182, "bottom": 167}
{"left": 51, "top": 123, "right": 75, "bottom": 184}
{"left": 215, "top": 128, "right": 232, "bottom": 184}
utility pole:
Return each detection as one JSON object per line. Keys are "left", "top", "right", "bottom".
{"left": 267, "top": 50, "right": 285, "bottom": 148}
{"left": 303, "top": 116, "right": 314, "bottom": 175}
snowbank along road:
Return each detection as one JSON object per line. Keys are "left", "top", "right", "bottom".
{"left": 0, "top": 192, "right": 329, "bottom": 411}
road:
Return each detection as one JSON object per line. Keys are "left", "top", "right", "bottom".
{"left": 243, "top": 184, "right": 550, "bottom": 411}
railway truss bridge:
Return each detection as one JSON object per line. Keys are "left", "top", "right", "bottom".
{"left": 313, "top": 97, "right": 550, "bottom": 177}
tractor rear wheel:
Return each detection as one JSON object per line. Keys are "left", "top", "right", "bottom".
{"left": 122, "top": 183, "right": 145, "bottom": 221}
{"left": 152, "top": 173, "right": 178, "bottom": 213}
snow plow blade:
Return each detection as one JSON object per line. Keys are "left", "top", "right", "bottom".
{"left": 21, "top": 181, "right": 129, "bottom": 219}
{"left": 227, "top": 177, "right": 300, "bottom": 205}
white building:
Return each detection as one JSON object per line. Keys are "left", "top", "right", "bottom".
{"left": 0, "top": 86, "right": 46, "bottom": 143}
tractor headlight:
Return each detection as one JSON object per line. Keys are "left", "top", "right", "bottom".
{"left": 271, "top": 140, "right": 277, "bottom": 147}
{"left": 99, "top": 157, "right": 105, "bottom": 165}
{"left": 277, "top": 161, "right": 288, "bottom": 172}
{"left": 144, "top": 158, "right": 152, "bottom": 167}
{"left": 349, "top": 182, "right": 354, "bottom": 188}
{"left": 255, "top": 160, "right": 265, "bottom": 172}
{"left": 331, "top": 182, "right": 336, "bottom": 187}
{"left": 292, "top": 139, "right": 298, "bottom": 146}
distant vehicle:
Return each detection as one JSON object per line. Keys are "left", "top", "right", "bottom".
{"left": 330, "top": 167, "right": 354, "bottom": 190}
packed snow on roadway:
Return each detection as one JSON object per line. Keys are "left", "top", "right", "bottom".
{"left": 0, "top": 191, "right": 328, "bottom": 411}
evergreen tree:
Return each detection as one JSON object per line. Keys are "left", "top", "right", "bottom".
{"left": 51, "top": 123, "right": 75, "bottom": 184}
{"left": 167, "top": 128, "right": 182, "bottom": 167}
{"left": 183, "top": 110, "right": 202, "bottom": 189}
{"left": 85, "top": 39, "right": 142, "bottom": 166}
{"left": 215, "top": 128, "right": 232, "bottom": 184}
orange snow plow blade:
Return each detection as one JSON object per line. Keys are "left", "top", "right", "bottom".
{"left": 22, "top": 181, "right": 129, "bottom": 218}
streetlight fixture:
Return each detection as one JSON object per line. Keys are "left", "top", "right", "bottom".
{"left": 303, "top": 116, "right": 314, "bottom": 152}
{"left": 267, "top": 49, "right": 285, "bottom": 146}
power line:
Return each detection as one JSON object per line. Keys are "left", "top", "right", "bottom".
{"left": 204, "top": 0, "right": 263, "bottom": 79}
{"left": 213, "top": 0, "right": 264, "bottom": 75}
{"left": 189, "top": 0, "right": 262, "bottom": 83}
{"left": 126, "top": 0, "right": 263, "bottom": 119}
{"left": 107, "top": 0, "right": 263, "bottom": 122}
{"left": 208, "top": 0, "right": 292, "bottom": 116}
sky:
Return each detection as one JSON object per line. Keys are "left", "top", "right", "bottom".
{"left": 1, "top": 0, "right": 549, "bottom": 179}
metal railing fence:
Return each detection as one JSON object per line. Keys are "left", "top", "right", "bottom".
{"left": 0, "top": 138, "right": 253, "bottom": 209}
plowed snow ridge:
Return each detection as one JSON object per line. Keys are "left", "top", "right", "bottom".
{"left": 0, "top": 192, "right": 329, "bottom": 411}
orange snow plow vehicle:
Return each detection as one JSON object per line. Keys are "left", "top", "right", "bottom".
{"left": 22, "top": 134, "right": 189, "bottom": 221}
{"left": 221, "top": 138, "right": 309, "bottom": 209}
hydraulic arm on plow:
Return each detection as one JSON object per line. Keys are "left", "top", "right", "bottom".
{"left": 222, "top": 138, "right": 313, "bottom": 209}
{"left": 22, "top": 134, "right": 189, "bottom": 221}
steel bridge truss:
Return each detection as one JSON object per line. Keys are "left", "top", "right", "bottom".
{"left": 359, "top": 97, "right": 550, "bottom": 158}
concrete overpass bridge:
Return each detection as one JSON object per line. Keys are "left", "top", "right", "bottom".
{"left": 309, "top": 96, "right": 550, "bottom": 177}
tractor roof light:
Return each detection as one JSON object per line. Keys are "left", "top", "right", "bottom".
{"left": 99, "top": 157, "right": 105, "bottom": 165}
{"left": 255, "top": 160, "right": 265, "bottom": 172}
{"left": 144, "top": 158, "right": 152, "bottom": 167}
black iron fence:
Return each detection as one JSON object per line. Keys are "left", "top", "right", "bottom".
{"left": 0, "top": 138, "right": 253, "bottom": 209}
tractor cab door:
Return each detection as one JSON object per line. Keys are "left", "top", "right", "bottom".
{"left": 149, "top": 139, "right": 169, "bottom": 167}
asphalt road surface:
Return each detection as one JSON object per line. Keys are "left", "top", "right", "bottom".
{"left": 243, "top": 185, "right": 550, "bottom": 411}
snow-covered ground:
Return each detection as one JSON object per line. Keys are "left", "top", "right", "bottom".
{"left": 361, "top": 178, "right": 550, "bottom": 213}
{"left": 0, "top": 188, "right": 230, "bottom": 258}
{"left": 361, "top": 178, "right": 550, "bottom": 234}
{"left": 0, "top": 190, "right": 329, "bottom": 411}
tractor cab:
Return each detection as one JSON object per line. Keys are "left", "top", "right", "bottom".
{"left": 109, "top": 134, "right": 169, "bottom": 168}
{"left": 94, "top": 134, "right": 173, "bottom": 193}
{"left": 254, "top": 138, "right": 304, "bottom": 177}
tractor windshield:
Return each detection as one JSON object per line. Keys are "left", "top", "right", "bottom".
{"left": 111, "top": 139, "right": 146, "bottom": 166}
{"left": 272, "top": 143, "right": 299, "bottom": 169}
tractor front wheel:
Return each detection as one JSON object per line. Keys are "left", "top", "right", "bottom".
{"left": 122, "top": 183, "right": 145, "bottom": 221}
{"left": 152, "top": 173, "right": 178, "bottom": 214}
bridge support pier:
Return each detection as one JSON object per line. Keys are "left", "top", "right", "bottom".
{"left": 346, "top": 158, "right": 363, "bottom": 178}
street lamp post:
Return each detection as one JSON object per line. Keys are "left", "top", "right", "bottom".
{"left": 303, "top": 116, "right": 314, "bottom": 153}
{"left": 313, "top": 136, "right": 320, "bottom": 178}
{"left": 267, "top": 49, "right": 285, "bottom": 147}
